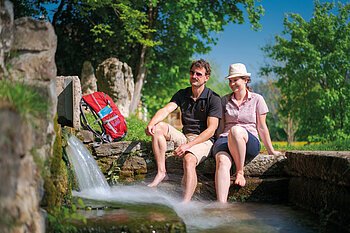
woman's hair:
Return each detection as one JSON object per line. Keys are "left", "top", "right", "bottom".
{"left": 190, "top": 59, "right": 211, "bottom": 76}
{"left": 243, "top": 76, "right": 252, "bottom": 91}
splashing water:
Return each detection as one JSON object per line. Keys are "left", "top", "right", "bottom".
{"left": 66, "top": 135, "right": 110, "bottom": 193}
{"left": 65, "top": 135, "right": 233, "bottom": 231}
{"left": 65, "top": 135, "right": 324, "bottom": 233}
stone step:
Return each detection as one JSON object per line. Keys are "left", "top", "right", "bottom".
{"left": 285, "top": 151, "right": 350, "bottom": 186}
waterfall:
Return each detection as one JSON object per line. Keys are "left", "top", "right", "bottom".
{"left": 66, "top": 135, "right": 110, "bottom": 193}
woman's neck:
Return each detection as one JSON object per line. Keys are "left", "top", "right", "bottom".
{"left": 233, "top": 89, "right": 247, "bottom": 101}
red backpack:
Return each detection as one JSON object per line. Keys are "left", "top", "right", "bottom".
{"left": 80, "top": 92, "right": 127, "bottom": 143}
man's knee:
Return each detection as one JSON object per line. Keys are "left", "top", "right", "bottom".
{"left": 183, "top": 153, "right": 197, "bottom": 169}
{"left": 153, "top": 122, "right": 169, "bottom": 136}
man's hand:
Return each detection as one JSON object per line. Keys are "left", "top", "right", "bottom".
{"left": 174, "top": 143, "right": 191, "bottom": 157}
{"left": 145, "top": 124, "right": 155, "bottom": 136}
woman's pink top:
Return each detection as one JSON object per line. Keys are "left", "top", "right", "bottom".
{"left": 220, "top": 91, "right": 269, "bottom": 140}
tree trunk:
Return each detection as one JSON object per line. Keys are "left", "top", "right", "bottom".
{"left": 286, "top": 113, "right": 298, "bottom": 145}
{"left": 129, "top": 2, "right": 156, "bottom": 115}
{"left": 129, "top": 44, "right": 147, "bottom": 114}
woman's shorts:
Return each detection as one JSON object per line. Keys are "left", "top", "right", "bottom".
{"left": 212, "top": 130, "right": 260, "bottom": 162}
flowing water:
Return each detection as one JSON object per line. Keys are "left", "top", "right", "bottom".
{"left": 66, "top": 135, "right": 334, "bottom": 233}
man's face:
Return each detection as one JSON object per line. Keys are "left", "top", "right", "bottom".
{"left": 189, "top": 67, "right": 209, "bottom": 87}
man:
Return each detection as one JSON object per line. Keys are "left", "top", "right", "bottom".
{"left": 145, "top": 59, "right": 222, "bottom": 203}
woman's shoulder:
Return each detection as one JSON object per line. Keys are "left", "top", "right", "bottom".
{"left": 250, "top": 92, "right": 265, "bottom": 100}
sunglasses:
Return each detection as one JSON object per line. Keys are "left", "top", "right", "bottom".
{"left": 190, "top": 70, "right": 205, "bottom": 77}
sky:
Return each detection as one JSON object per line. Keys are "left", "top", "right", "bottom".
{"left": 196, "top": 0, "right": 347, "bottom": 84}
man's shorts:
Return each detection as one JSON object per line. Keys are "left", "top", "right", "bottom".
{"left": 166, "top": 125, "right": 213, "bottom": 165}
{"left": 212, "top": 130, "right": 260, "bottom": 163}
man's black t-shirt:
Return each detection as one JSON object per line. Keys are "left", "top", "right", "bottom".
{"left": 170, "top": 86, "right": 222, "bottom": 141}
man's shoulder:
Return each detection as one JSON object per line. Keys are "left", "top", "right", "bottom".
{"left": 206, "top": 87, "right": 221, "bottom": 99}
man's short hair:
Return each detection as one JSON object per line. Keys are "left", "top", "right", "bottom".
{"left": 190, "top": 59, "right": 211, "bottom": 76}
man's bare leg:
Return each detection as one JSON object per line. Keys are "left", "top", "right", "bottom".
{"left": 228, "top": 126, "right": 248, "bottom": 187}
{"left": 148, "top": 122, "right": 169, "bottom": 187}
{"left": 182, "top": 153, "right": 198, "bottom": 203}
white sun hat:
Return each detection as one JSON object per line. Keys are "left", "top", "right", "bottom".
{"left": 225, "top": 63, "right": 251, "bottom": 79}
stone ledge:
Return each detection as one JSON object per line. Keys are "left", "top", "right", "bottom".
{"left": 285, "top": 151, "right": 350, "bottom": 186}
{"left": 91, "top": 141, "right": 287, "bottom": 179}
{"left": 93, "top": 141, "right": 174, "bottom": 157}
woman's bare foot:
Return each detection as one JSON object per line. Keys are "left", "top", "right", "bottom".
{"left": 147, "top": 172, "right": 168, "bottom": 187}
{"left": 234, "top": 171, "right": 246, "bottom": 187}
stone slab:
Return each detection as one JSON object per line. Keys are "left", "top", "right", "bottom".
{"left": 285, "top": 151, "right": 350, "bottom": 186}
{"left": 56, "top": 76, "right": 81, "bottom": 129}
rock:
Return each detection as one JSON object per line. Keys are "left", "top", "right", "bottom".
{"left": 0, "top": 0, "right": 13, "bottom": 76}
{"left": 96, "top": 57, "right": 134, "bottom": 117}
{"left": 285, "top": 151, "right": 350, "bottom": 186}
{"left": 56, "top": 75, "right": 82, "bottom": 129}
{"left": 81, "top": 61, "right": 97, "bottom": 95}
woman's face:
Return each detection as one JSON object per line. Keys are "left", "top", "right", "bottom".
{"left": 228, "top": 76, "right": 247, "bottom": 92}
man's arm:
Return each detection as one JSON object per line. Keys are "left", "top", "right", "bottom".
{"left": 174, "top": 116, "right": 219, "bottom": 156}
{"left": 145, "top": 102, "right": 178, "bottom": 136}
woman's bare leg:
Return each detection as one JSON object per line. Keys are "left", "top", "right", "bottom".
{"left": 228, "top": 126, "right": 248, "bottom": 187}
{"left": 215, "top": 152, "right": 232, "bottom": 203}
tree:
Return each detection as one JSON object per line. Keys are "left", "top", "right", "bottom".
{"left": 261, "top": 1, "right": 350, "bottom": 141}
{"left": 12, "top": 0, "right": 264, "bottom": 116}
{"left": 252, "top": 80, "right": 287, "bottom": 142}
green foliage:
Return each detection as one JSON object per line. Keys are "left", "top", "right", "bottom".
{"left": 0, "top": 79, "right": 48, "bottom": 120}
{"left": 47, "top": 199, "right": 86, "bottom": 233}
{"left": 124, "top": 115, "right": 151, "bottom": 142}
{"left": 252, "top": 80, "right": 287, "bottom": 141}
{"left": 16, "top": 0, "right": 264, "bottom": 114}
{"left": 261, "top": 1, "right": 350, "bottom": 142}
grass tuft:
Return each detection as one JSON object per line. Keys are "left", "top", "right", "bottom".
{"left": 0, "top": 79, "right": 48, "bottom": 119}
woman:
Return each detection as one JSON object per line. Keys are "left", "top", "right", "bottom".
{"left": 213, "top": 63, "right": 281, "bottom": 203}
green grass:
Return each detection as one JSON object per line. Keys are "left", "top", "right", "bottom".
{"left": 0, "top": 79, "right": 48, "bottom": 119}
{"left": 82, "top": 112, "right": 151, "bottom": 142}
{"left": 123, "top": 115, "right": 151, "bottom": 142}
{"left": 261, "top": 139, "right": 350, "bottom": 152}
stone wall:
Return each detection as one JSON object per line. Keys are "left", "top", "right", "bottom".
{"left": 90, "top": 140, "right": 288, "bottom": 201}
{"left": 285, "top": 151, "right": 350, "bottom": 231}
{"left": 0, "top": 2, "right": 57, "bottom": 232}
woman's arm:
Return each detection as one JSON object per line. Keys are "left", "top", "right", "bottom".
{"left": 257, "top": 113, "right": 281, "bottom": 155}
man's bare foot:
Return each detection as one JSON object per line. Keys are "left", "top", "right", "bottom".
{"left": 147, "top": 172, "right": 168, "bottom": 187}
{"left": 234, "top": 171, "right": 246, "bottom": 187}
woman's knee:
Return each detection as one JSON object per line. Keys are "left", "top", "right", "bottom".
{"left": 228, "top": 126, "right": 247, "bottom": 141}
{"left": 215, "top": 152, "right": 232, "bottom": 169}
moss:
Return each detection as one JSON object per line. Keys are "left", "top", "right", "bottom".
{"left": 41, "top": 115, "right": 70, "bottom": 210}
